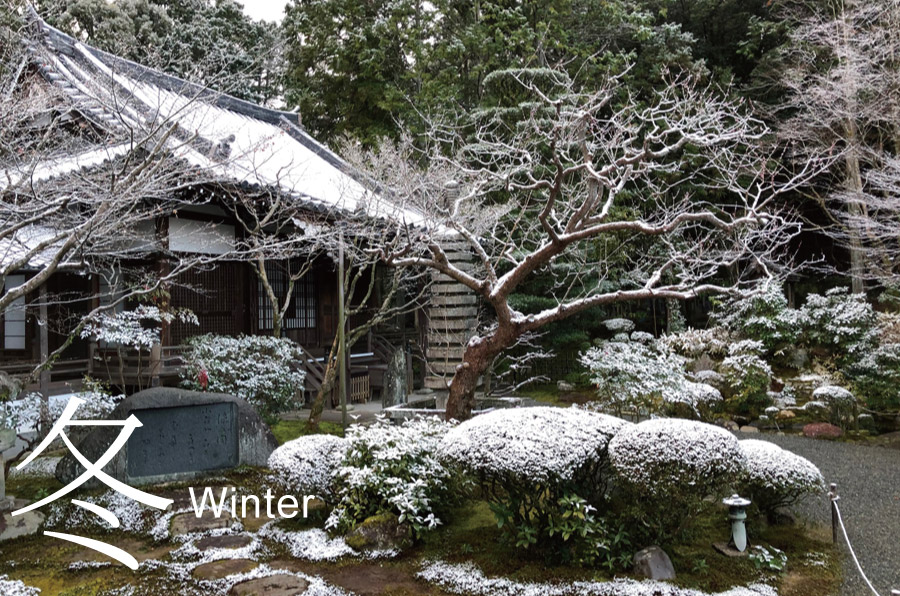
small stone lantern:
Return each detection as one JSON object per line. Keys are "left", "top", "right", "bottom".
{"left": 723, "top": 494, "right": 751, "bottom": 553}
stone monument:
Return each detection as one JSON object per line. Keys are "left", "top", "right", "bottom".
{"left": 56, "top": 387, "right": 278, "bottom": 486}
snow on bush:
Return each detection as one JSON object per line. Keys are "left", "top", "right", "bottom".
{"left": 81, "top": 305, "right": 197, "bottom": 350}
{"left": 713, "top": 283, "right": 802, "bottom": 354}
{"left": 811, "top": 385, "right": 855, "bottom": 404}
{"left": 1, "top": 388, "right": 121, "bottom": 433}
{"left": 0, "top": 576, "right": 40, "bottom": 596}
{"left": 441, "top": 407, "right": 629, "bottom": 486}
{"left": 326, "top": 416, "right": 455, "bottom": 539}
{"left": 739, "top": 440, "right": 825, "bottom": 514}
{"left": 657, "top": 327, "right": 730, "bottom": 358}
{"left": 609, "top": 419, "right": 745, "bottom": 519}
{"left": 720, "top": 342, "right": 773, "bottom": 416}
{"left": 800, "top": 288, "right": 876, "bottom": 360}
{"left": 417, "top": 559, "right": 778, "bottom": 596}
{"left": 631, "top": 331, "right": 654, "bottom": 343}
{"left": 602, "top": 318, "right": 635, "bottom": 333}
{"left": 268, "top": 434, "right": 346, "bottom": 501}
{"left": 580, "top": 341, "right": 686, "bottom": 415}
{"left": 662, "top": 381, "right": 722, "bottom": 421}
{"left": 692, "top": 369, "right": 726, "bottom": 387}
{"left": 45, "top": 489, "right": 157, "bottom": 535}
{"left": 181, "top": 334, "right": 305, "bottom": 423}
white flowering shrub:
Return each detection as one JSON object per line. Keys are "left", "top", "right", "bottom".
{"left": 657, "top": 327, "right": 730, "bottom": 358}
{"left": 181, "top": 334, "right": 305, "bottom": 423}
{"left": 268, "top": 435, "right": 347, "bottom": 502}
{"left": 326, "top": 416, "right": 456, "bottom": 540}
{"left": 580, "top": 341, "right": 687, "bottom": 416}
{"left": 630, "top": 331, "right": 654, "bottom": 344}
{"left": 811, "top": 386, "right": 858, "bottom": 429}
{"left": 662, "top": 381, "right": 723, "bottom": 422}
{"left": 739, "top": 440, "right": 825, "bottom": 516}
{"left": 1, "top": 387, "right": 121, "bottom": 436}
{"left": 800, "top": 288, "right": 876, "bottom": 361}
{"left": 441, "top": 407, "right": 634, "bottom": 567}
{"left": 608, "top": 419, "right": 745, "bottom": 539}
{"left": 719, "top": 341, "right": 773, "bottom": 416}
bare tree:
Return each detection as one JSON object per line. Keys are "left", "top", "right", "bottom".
{"left": 771, "top": 0, "right": 900, "bottom": 290}
{"left": 358, "top": 68, "right": 813, "bottom": 420}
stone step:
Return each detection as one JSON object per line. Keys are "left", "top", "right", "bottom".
{"left": 230, "top": 574, "right": 309, "bottom": 596}
{"left": 193, "top": 559, "right": 259, "bottom": 581}
{"left": 427, "top": 346, "right": 467, "bottom": 360}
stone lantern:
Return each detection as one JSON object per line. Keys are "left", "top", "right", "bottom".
{"left": 722, "top": 494, "right": 751, "bottom": 553}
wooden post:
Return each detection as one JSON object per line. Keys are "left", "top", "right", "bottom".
{"left": 337, "top": 231, "right": 348, "bottom": 429}
{"left": 38, "top": 283, "right": 50, "bottom": 422}
{"left": 829, "top": 483, "right": 840, "bottom": 545}
{"left": 149, "top": 342, "right": 162, "bottom": 388}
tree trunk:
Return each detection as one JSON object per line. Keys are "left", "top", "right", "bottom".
{"left": 308, "top": 335, "right": 340, "bottom": 428}
{"left": 444, "top": 329, "right": 514, "bottom": 421}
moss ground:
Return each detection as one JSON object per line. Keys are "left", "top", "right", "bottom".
{"left": 270, "top": 419, "right": 344, "bottom": 444}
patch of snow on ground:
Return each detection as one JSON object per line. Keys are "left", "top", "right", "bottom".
{"left": 418, "top": 560, "right": 778, "bottom": 596}
{"left": 259, "top": 522, "right": 398, "bottom": 561}
{"left": 0, "top": 574, "right": 41, "bottom": 596}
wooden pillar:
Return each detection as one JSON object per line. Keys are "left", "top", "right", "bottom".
{"left": 337, "top": 232, "right": 348, "bottom": 428}
{"left": 149, "top": 342, "right": 161, "bottom": 388}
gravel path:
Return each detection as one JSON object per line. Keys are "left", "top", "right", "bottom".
{"left": 753, "top": 433, "right": 900, "bottom": 596}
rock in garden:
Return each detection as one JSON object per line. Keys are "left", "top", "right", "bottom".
{"left": 776, "top": 410, "right": 796, "bottom": 421}
{"left": 344, "top": 513, "right": 412, "bottom": 552}
{"left": 170, "top": 509, "right": 233, "bottom": 536}
{"left": 632, "top": 545, "right": 676, "bottom": 580}
{"left": 193, "top": 559, "right": 258, "bottom": 580}
{"left": 0, "top": 506, "right": 44, "bottom": 542}
{"left": 557, "top": 380, "right": 575, "bottom": 393}
{"left": 230, "top": 574, "right": 308, "bottom": 596}
{"left": 803, "top": 422, "right": 843, "bottom": 439}
{"left": 739, "top": 426, "right": 759, "bottom": 433}
{"left": 195, "top": 534, "right": 254, "bottom": 551}
{"left": 858, "top": 413, "right": 875, "bottom": 431}
{"left": 722, "top": 420, "right": 740, "bottom": 431}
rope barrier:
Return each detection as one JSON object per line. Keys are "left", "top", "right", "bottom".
{"left": 830, "top": 482, "right": 895, "bottom": 596}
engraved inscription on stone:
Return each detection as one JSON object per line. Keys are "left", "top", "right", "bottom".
{"left": 127, "top": 402, "right": 238, "bottom": 478}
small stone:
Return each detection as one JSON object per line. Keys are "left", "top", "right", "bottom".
{"left": 230, "top": 574, "right": 309, "bottom": 596}
{"left": 345, "top": 513, "right": 412, "bottom": 552}
{"left": 722, "top": 420, "right": 740, "bottom": 431}
{"left": 195, "top": 534, "right": 253, "bottom": 551}
{"left": 170, "top": 509, "right": 233, "bottom": 536}
{"left": 803, "top": 422, "right": 843, "bottom": 439}
{"left": 776, "top": 410, "right": 796, "bottom": 421}
{"left": 632, "top": 545, "right": 676, "bottom": 580}
{"left": 557, "top": 381, "right": 575, "bottom": 393}
{"left": 713, "top": 541, "right": 748, "bottom": 558}
{"left": 193, "top": 559, "right": 258, "bottom": 581}
{"left": 739, "top": 426, "right": 759, "bottom": 433}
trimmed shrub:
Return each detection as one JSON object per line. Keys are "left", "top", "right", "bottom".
{"left": 712, "top": 283, "right": 802, "bottom": 355}
{"left": 657, "top": 327, "right": 730, "bottom": 359}
{"left": 268, "top": 434, "right": 347, "bottom": 502}
{"left": 846, "top": 343, "right": 900, "bottom": 412}
{"left": 739, "top": 440, "right": 824, "bottom": 518}
{"left": 326, "top": 417, "right": 456, "bottom": 540}
{"left": 609, "top": 419, "right": 745, "bottom": 539}
{"left": 441, "top": 407, "right": 633, "bottom": 567}
{"left": 811, "top": 385, "right": 858, "bottom": 429}
{"left": 181, "top": 334, "right": 305, "bottom": 423}
{"left": 719, "top": 341, "right": 773, "bottom": 416}
{"left": 800, "top": 288, "right": 876, "bottom": 362}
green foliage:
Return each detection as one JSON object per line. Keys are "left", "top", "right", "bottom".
{"left": 713, "top": 283, "right": 802, "bottom": 356}
{"left": 800, "top": 289, "right": 877, "bottom": 364}
{"left": 490, "top": 489, "right": 632, "bottom": 569}
{"left": 270, "top": 419, "right": 344, "bottom": 444}
{"left": 719, "top": 341, "right": 773, "bottom": 416}
{"left": 180, "top": 333, "right": 305, "bottom": 424}
{"left": 749, "top": 545, "right": 788, "bottom": 573}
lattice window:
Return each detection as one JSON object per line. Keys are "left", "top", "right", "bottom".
{"left": 258, "top": 261, "right": 316, "bottom": 331}
{"left": 2, "top": 274, "right": 26, "bottom": 350}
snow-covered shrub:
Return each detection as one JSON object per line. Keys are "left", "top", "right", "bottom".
{"left": 739, "top": 440, "right": 825, "bottom": 517}
{"left": 631, "top": 331, "right": 654, "bottom": 344}
{"left": 846, "top": 343, "right": 900, "bottom": 411}
{"left": 608, "top": 419, "right": 745, "bottom": 538}
{"left": 719, "top": 341, "right": 773, "bottom": 416}
{"left": 181, "top": 334, "right": 305, "bottom": 423}
{"left": 81, "top": 304, "right": 197, "bottom": 350}
{"left": 657, "top": 327, "right": 730, "bottom": 358}
{"left": 268, "top": 435, "right": 347, "bottom": 502}
{"left": 327, "top": 416, "right": 456, "bottom": 540}
{"left": 0, "top": 575, "right": 40, "bottom": 596}
{"left": 713, "top": 283, "right": 802, "bottom": 355}
{"left": 800, "top": 288, "right": 876, "bottom": 362}
{"left": 441, "top": 407, "right": 633, "bottom": 566}
{"left": 580, "top": 341, "right": 686, "bottom": 416}
{"left": 692, "top": 369, "right": 726, "bottom": 388}
{"left": 662, "top": 381, "right": 723, "bottom": 422}
{"left": 811, "top": 385, "right": 858, "bottom": 429}
{"left": 602, "top": 318, "right": 635, "bottom": 334}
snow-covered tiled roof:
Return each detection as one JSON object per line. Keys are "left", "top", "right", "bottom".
{"left": 16, "top": 12, "right": 426, "bottom": 226}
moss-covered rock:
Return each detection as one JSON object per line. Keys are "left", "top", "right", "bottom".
{"left": 345, "top": 513, "right": 412, "bottom": 552}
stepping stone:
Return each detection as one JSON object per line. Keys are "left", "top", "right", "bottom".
{"left": 170, "top": 509, "right": 233, "bottom": 536}
{"left": 230, "top": 574, "right": 308, "bottom": 596}
{"left": 196, "top": 534, "right": 253, "bottom": 551}
{"left": 0, "top": 509, "right": 45, "bottom": 541}
{"left": 193, "top": 559, "right": 259, "bottom": 581}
